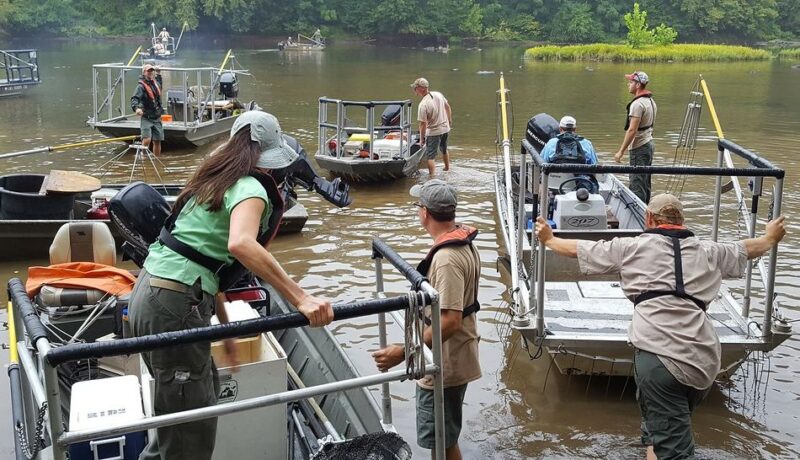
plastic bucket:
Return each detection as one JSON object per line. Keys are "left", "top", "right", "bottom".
{"left": 0, "top": 174, "right": 76, "bottom": 220}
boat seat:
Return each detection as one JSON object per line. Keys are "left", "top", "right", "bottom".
{"left": 49, "top": 221, "right": 116, "bottom": 266}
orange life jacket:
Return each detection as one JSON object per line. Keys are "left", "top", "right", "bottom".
{"left": 26, "top": 262, "right": 137, "bottom": 298}
{"left": 139, "top": 77, "right": 161, "bottom": 102}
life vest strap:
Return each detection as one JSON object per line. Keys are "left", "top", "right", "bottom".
{"left": 633, "top": 236, "right": 707, "bottom": 311}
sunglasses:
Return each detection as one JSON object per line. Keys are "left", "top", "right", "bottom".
{"left": 145, "top": 69, "right": 155, "bottom": 72}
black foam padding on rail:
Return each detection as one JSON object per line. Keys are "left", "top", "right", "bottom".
{"left": 8, "top": 278, "right": 49, "bottom": 344}
{"left": 45, "top": 294, "right": 421, "bottom": 366}
{"left": 372, "top": 238, "right": 427, "bottom": 290}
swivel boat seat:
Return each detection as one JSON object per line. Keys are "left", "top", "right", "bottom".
{"left": 49, "top": 221, "right": 116, "bottom": 266}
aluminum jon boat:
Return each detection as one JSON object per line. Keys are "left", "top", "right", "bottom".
{"left": 315, "top": 98, "right": 424, "bottom": 182}
{"left": 493, "top": 74, "right": 792, "bottom": 379}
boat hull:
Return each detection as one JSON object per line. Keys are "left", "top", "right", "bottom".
{"left": 315, "top": 147, "right": 424, "bottom": 182}
{"left": 89, "top": 116, "right": 238, "bottom": 147}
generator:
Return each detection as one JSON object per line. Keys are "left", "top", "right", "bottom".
{"left": 552, "top": 189, "right": 607, "bottom": 230}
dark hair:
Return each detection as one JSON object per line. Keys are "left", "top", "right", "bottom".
{"left": 427, "top": 208, "right": 456, "bottom": 222}
{"left": 174, "top": 127, "right": 264, "bottom": 213}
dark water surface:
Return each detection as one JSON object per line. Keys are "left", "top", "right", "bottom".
{"left": 1, "top": 38, "right": 799, "bottom": 459}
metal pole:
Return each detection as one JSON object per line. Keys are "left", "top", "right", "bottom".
{"left": 762, "top": 178, "right": 783, "bottom": 338}
{"left": 183, "top": 71, "right": 188, "bottom": 127}
{"left": 428, "top": 293, "right": 446, "bottom": 460}
{"left": 367, "top": 105, "right": 374, "bottom": 159}
{"left": 711, "top": 145, "right": 723, "bottom": 242}
{"left": 92, "top": 66, "right": 98, "bottom": 122}
{"left": 516, "top": 152, "right": 527, "bottom": 261}
{"left": 120, "top": 69, "right": 126, "bottom": 119}
{"left": 529, "top": 162, "right": 540, "bottom": 312}
{"left": 107, "top": 68, "right": 113, "bottom": 120}
{"left": 535, "top": 173, "right": 549, "bottom": 337}
{"left": 374, "top": 256, "right": 393, "bottom": 426}
{"left": 318, "top": 99, "right": 324, "bottom": 159}
{"left": 41, "top": 342, "right": 66, "bottom": 460}
{"left": 336, "top": 102, "right": 343, "bottom": 158}
{"left": 16, "top": 345, "right": 47, "bottom": 406}
{"left": 742, "top": 190, "right": 760, "bottom": 319}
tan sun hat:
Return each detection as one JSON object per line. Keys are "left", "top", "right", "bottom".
{"left": 647, "top": 193, "right": 683, "bottom": 218}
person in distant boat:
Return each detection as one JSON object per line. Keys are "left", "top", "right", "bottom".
{"left": 131, "top": 63, "right": 164, "bottom": 156}
{"left": 373, "top": 179, "right": 481, "bottom": 460}
{"left": 129, "top": 111, "right": 334, "bottom": 460}
{"left": 159, "top": 27, "right": 171, "bottom": 44}
{"left": 614, "top": 70, "right": 657, "bottom": 203}
{"left": 540, "top": 115, "right": 598, "bottom": 165}
{"left": 153, "top": 42, "right": 165, "bottom": 54}
{"left": 287, "top": 36, "right": 294, "bottom": 46}
{"left": 311, "top": 28, "right": 323, "bottom": 43}
{"left": 411, "top": 77, "right": 453, "bottom": 176}
{"left": 534, "top": 194, "right": 786, "bottom": 460}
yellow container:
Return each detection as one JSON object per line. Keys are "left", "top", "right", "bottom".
{"left": 349, "top": 133, "right": 371, "bottom": 142}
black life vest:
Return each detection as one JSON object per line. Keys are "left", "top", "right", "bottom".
{"left": 624, "top": 91, "right": 655, "bottom": 132}
{"left": 158, "top": 172, "right": 285, "bottom": 291}
{"left": 416, "top": 225, "right": 481, "bottom": 325}
{"left": 632, "top": 227, "right": 707, "bottom": 311}
{"left": 551, "top": 132, "right": 586, "bottom": 164}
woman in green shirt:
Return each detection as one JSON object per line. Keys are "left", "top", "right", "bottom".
{"left": 129, "top": 111, "right": 333, "bottom": 460}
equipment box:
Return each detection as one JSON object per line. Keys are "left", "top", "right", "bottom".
{"left": 68, "top": 375, "right": 147, "bottom": 460}
{"left": 372, "top": 138, "right": 402, "bottom": 159}
{"left": 141, "top": 301, "right": 288, "bottom": 460}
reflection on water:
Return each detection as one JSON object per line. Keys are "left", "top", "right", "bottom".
{"left": 1, "top": 39, "right": 799, "bottom": 458}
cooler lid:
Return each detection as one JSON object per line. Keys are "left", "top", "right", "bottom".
{"left": 69, "top": 375, "right": 144, "bottom": 431}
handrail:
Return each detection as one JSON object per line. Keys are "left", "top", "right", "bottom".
{"left": 372, "top": 238, "right": 427, "bottom": 289}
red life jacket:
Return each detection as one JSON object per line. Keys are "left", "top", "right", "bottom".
{"left": 138, "top": 77, "right": 161, "bottom": 102}
{"left": 416, "top": 225, "right": 481, "bottom": 324}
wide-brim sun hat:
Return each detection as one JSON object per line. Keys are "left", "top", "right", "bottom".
{"left": 231, "top": 111, "right": 298, "bottom": 169}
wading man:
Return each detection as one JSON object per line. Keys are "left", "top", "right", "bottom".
{"left": 131, "top": 63, "right": 164, "bottom": 156}
{"left": 534, "top": 193, "right": 785, "bottom": 460}
{"left": 373, "top": 179, "right": 481, "bottom": 460}
{"left": 411, "top": 77, "right": 453, "bottom": 176}
{"left": 614, "top": 70, "right": 657, "bottom": 203}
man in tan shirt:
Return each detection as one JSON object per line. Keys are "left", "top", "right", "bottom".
{"left": 614, "top": 70, "right": 657, "bottom": 203}
{"left": 411, "top": 77, "right": 453, "bottom": 176}
{"left": 535, "top": 193, "right": 785, "bottom": 460}
{"left": 373, "top": 179, "right": 481, "bottom": 460}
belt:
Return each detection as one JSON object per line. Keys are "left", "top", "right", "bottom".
{"left": 149, "top": 276, "right": 192, "bottom": 294}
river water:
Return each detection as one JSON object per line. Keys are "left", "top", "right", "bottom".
{"left": 1, "top": 38, "right": 799, "bottom": 458}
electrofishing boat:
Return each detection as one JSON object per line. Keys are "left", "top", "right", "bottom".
{"left": 88, "top": 50, "right": 261, "bottom": 147}
{"left": 0, "top": 49, "right": 40, "bottom": 97}
{"left": 494, "top": 74, "right": 792, "bottom": 379}
{"left": 315, "top": 98, "right": 423, "bottom": 182}
{"left": 140, "top": 23, "right": 188, "bottom": 60}
{"left": 278, "top": 32, "right": 325, "bottom": 52}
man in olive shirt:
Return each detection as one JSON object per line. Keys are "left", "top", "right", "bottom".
{"left": 615, "top": 70, "right": 657, "bottom": 203}
{"left": 373, "top": 179, "right": 481, "bottom": 460}
{"left": 534, "top": 194, "right": 785, "bottom": 460}
{"left": 131, "top": 63, "right": 165, "bottom": 156}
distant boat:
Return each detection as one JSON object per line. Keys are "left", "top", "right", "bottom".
{"left": 0, "top": 49, "right": 41, "bottom": 98}
{"left": 278, "top": 32, "right": 325, "bottom": 51}
{"left": 140, "top": 22, "right": 188, "bottom": 60}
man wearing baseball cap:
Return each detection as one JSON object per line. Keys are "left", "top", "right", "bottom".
{"left": 615, "top": 70, "right": 657, "bottom": 203}
{"left": 131, "top": 63, "right": 165, "bottom": 155}
{"left": 373, "top": 179, "right": 481, "bottom": 458}
{"left": 411, "top": 77, "right": 453, "bottom": 176}
{"left": 539, "top": 115, "right": 598, "bottom": 165}
{"left": 534, "top": 193, "right": 786, "bottom": 459}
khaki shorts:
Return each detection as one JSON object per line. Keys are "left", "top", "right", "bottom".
{"left": 424, "top": 132, "right": 449, "bottom": 160}
{"left": 141, "top": 117, "right": 164, "bottom": 141}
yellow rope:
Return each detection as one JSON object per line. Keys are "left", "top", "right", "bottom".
{"left": 49, "top": 135, "right": 137, "bottom": 151}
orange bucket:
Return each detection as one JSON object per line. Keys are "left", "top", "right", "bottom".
{"left": 161, "top": 114, "right": 173, "bottom": 122}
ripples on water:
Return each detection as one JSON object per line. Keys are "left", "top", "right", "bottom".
{"left": 0, "top": 42, "right": 798, "bottom": 458}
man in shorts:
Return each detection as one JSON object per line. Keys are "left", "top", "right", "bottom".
{"left": 411, "top": 77, "right": 453, "bottom": 176}
{"left": 373, "top": 179, "right": 481, "bottom": 459}
{"left": 131, "top": 63, "right": 164, "bottom": 156}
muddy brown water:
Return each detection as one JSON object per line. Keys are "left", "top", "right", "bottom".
{"left": 0, "top": 38, "right": 798, "bottom": 458}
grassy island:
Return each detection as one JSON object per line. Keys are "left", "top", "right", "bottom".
{"left": 777, "top": 48, "right": 800, "bottom": 60}
{"left": 525, "top": 44, "right": 772, "bottom": 62}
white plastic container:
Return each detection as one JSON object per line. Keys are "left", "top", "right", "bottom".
{"left": 372, "top": 138, "right": 402, "bottom": 159}
{"left": 90, "top": 188, "right": 119, "bottom": 207}
{"left": 553, "top": 191, "right": 607, "bottom": 230}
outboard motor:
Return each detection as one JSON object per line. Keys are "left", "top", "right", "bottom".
{"left": 219, "top": 72, "right": 239, "bottom": 99}
{"left": 109, "top": 134, "right": 351, "bottom": 267}
{"left": 524, "top": 113, "right": 559, "bottom": 154}
{"left": 381, "top": 105, "right": 402, "bottom": 127}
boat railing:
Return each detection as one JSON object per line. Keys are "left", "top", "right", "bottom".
{"left": 515, "top": 137, "right": 786, "bottom": 343}
{"left": 318, "top": 97, "right": 414, "bottom": 161}
{"left": 89, "top": 60, "right": 245, "bottom": 128}
{"left": 1, "top": 49, "right": 40, "bottom": 86}
{"left": 8, "top": 238, "right": 449, "bottom": 460}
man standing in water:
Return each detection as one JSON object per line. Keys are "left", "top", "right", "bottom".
{"left": 614, "top": 70, "right": 657, "bottom": 203}
{"left": 412, "top": 77, "right": 453, "bottom": 176}
{"left": 131, "top": 63, "right": 164, "bottom": 156}
{"left": 534, "top": 193, "right": 786, "bottom": 460}
{"left": 373, "top": 179, "right": 481, "bottom": 460}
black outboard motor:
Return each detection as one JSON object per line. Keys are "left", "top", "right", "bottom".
{"left": 109, "top": 134, "right": 351, "bottom": 267}
{"left": 524, "top": 113, "right": 560, "bottom": 154}
{"left": 273, "top": 134, "right": 352, "bottom": 208}
{"left": 219, "top": 72, "right": 239, "bottom": 99}
{"left": 381, "top": 105, "right": 402, "bottom": 127}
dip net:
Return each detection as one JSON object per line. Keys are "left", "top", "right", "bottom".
{"left": 312, "top": 432, "right": 411, "bottom": 460}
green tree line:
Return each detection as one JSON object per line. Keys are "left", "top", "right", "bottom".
{"left": 1, "top": 0, "right": 798, "bottom": 43}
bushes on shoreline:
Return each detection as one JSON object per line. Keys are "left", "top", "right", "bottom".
{"left": 525, "top": 44, "right": 772, "bottom": 62}
{"left": 777, "top": 48, "right": 800, "bottom": 59}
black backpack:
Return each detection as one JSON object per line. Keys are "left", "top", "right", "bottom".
{"left": 552, "top": 132, "right": 586, "bottom": 164}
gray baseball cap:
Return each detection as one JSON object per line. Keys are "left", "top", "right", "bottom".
{"left": 410, "top": 179, "right": 457, "bottom": 214}
{"left": 231, "top": 111, "right": 298, "bottom": 169}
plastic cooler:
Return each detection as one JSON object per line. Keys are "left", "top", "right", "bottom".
{"left": 68, "top": 375, "right": 147, "bottom": 460}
